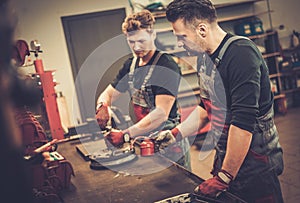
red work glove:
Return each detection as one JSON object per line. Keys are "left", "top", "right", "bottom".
{"left": 95, "top": 102, "right": 110, "bottom": 130}
{"left": 106, "top": 129, "right": 130, "bottom": 147}
{"left": 194, "top": 169, "right": 233, "bottom": 197}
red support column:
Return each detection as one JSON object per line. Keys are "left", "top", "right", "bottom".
{"left": 34, "top": 59, "right": 64, "bottom": 140}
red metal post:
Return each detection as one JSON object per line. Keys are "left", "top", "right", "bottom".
{"left": 34, "top": 59, "right": 64, "bottom": 140}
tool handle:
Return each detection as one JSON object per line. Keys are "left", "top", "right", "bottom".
{"left": 34, "top": 139, "right": 57, "bottom": 153}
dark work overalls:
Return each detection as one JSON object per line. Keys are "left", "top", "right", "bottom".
{"left": 197, "top": 36, "right": 284, "bottom": 203}
{"left": 128, "top": 52, "right": 191, "bottom": 170}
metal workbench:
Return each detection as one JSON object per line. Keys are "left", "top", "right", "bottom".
{"left": 57, "top": 138, "right": 244, "bottom": 203}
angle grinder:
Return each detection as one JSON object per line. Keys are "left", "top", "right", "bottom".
{"left": 131, "top": 131, "right": 161, "bottom": 156}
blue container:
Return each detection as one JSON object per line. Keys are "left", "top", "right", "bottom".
{"left": 251, "top": 17, "right": 264, "bottom": 35}
{"left": 234, "top": 21, "right": 252, "bottom": 36}
{"left": 234, "top": 17, "right": 264, "bottom": 36}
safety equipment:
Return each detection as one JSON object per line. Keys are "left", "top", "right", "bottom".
{"left": 95, "top": 102, "right": 110, "bottom": 130}
{"left": 155, "top": 129, "right": 176, "bottom": 150}
{"left": 195, "top": 176, "right": 229, "bottom": 197}
{"left": 194, "top": 169, "right": 233, "bottom": 197}
{"left": 128, "top": 53, "right": 162, "bottom": 122}
{"left": 154, "top": 128, "right": 183, "bottom": 150}
{"left": 106, "top": 129, "right": 130, "bottom": 147}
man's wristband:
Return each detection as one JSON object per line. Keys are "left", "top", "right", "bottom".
{"left": 122, "top": 130, "right": 131, "bottom": 143}
{"left": 217, "top": 169, "right": 233, "bottom": 184}
{"left": 96, "top": 101, "right": 107, "bottom": 110}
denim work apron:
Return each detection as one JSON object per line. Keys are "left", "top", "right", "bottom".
{"left": 128, "top": 53, "right": 191, "bottom": 170}
{"left": 197, "top": 37, "right": 284, "bottom": 202}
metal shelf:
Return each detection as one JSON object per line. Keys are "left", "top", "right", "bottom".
{"left": 282, "top": 87, "right": 300, "bottom": 94}
{"left": 274, "top": 94, "right": 286, "bottom": 100}
{"left": 248, "top": 30, "right": 277, "bottom": 40}
{"left": 263, "top": 52, "right": 281, "bottom": 59}
{"left": 156, "top": 27, "right": 172, "bottom": 34}
{"left": 269, "top": 73, "right": 280, "bottom": 79}
{"left": 154, "top": 0, "right": 287, "bottom": 105}
{"left": 218, "top": 10, "right": 272, "bottom": 23}
{"left": 214, "top": 0, "right": 265, "bottom": 9}
{"left": 154, "top": 10, "right": 272, "bottom": 24}
{"left": 153, "top": 0, "right": 266, "bottom": 19}
{"left": 269, "top": 66, "right": 300, "bottom": 78}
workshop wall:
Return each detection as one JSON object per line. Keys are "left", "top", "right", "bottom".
{"left": 13, "top": 0, "right": 131, "bottom": 125}
{"left": 12, "top": 0, "right": 300, "bottom": 126}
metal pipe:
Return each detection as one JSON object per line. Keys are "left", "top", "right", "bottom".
{"left": 266, "top": 0, "right": 273, "bottom": 30}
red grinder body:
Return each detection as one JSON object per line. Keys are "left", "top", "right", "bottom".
{"left": 140, "top": 138, "right": 155, "bottom": 156}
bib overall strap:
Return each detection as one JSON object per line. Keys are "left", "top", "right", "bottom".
{"left": 215, "top": 36, "right": 249, "bottom": 67}
{"left": 141, "top": 52, "right": 162, "bottom": 91}
{"left": 128, "top": 52, "right": 163, "bottom": 92}
{"left": 128, "top": 56, "right": 138, "bottom": 95}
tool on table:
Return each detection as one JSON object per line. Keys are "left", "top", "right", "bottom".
{"left": 64, "top": 118, "right": 106, "bottom": 140}
{"left": 64, "top": 118, "right": 137, "bottom": 169}
{"left": 154, "top": 192, "right": 226, "bottom": 203}
{"left": 34, "top": 139, "right": 58, "bottom": 153}
{"left": 89, "top": 145, "right": 137, "bottom": 170}
{"left": 129, "top": 131, "right": 161, "bottom": 156}
{"left": 154, "top": 190, "right": 247, "bottom": 203}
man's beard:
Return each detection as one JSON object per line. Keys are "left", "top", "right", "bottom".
{"left": 184, "top": 36, "right": 205, "bottom": 56}
{"left": 184, "top": 46, "right": 203, "bottom": 56}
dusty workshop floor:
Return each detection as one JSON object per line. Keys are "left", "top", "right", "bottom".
{"left": 189, "top": 106, "right": 300, "bottom": 203}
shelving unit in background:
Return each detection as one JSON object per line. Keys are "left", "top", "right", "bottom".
{"left": 153, "top": 0, "right": 295, "bottom": 114}
{"left": 279, "top": 46, "right": 300, "bottom": 108}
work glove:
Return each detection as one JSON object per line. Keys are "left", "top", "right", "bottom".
{"left": 106, "top": 129, "right": 130, "bottom": 148}
{"left": 194, "top": 169, "right": 233, "bottom": 197}
{"left": 155, "top": 128, "right": 182, "bottom": 150}
{"left": 95, "top": 102, "right": 110, "bottom": 130}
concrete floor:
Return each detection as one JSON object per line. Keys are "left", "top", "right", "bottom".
{"left": 189, "top": 106, "right": 300, "bottom": 203}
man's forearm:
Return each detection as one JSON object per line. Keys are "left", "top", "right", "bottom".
{"left": 127, "top": 107, "right": 167, "bottom": 137}
{"left": 96, "top": 85, "right": 120, "bottom": 108}
{"left": 221, "top": 124, "right": 252, "bottom": 178}
{"left": 177, "top": 106, "right": 209, "bottom": 138}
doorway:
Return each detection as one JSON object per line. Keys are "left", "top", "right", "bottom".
{"left": 62, "top": 8, "right": 129, "bottom": 120}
